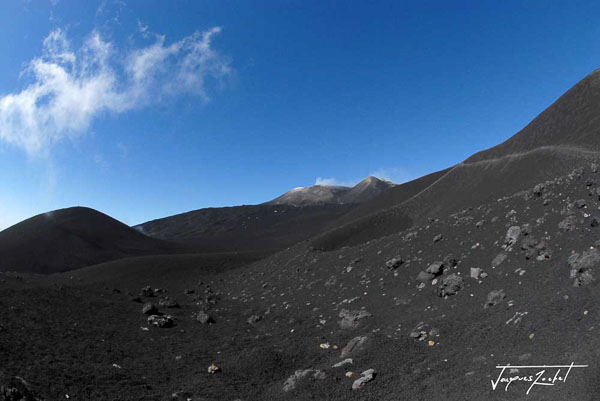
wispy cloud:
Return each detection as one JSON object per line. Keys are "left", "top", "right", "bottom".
{"left": 369, "top": 167, "right": 413, "bottom": 184}
{"left": 314, "top": 168, "right": 413, "bottom": 187}
{"left": 314, "top": 177, "right": 358, "bottom": 187}
{"left": 0, "top": 26, "right": 231, "bottom": 155}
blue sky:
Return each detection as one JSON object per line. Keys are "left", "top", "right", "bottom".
{"left": 2, "top": 0, "right": 600, "bottom": 229}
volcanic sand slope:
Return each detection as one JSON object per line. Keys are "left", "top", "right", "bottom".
{"left": 3, "top": 165, "right": 600, "bottom": 400}
{"left": 134, "top": 204, "right": 356, "bottom": 253}
{"left": 311, "top": 69, "right": 600, "bottom": 251}
{"left": 0, "top": 207, "right": 176, "bottom": 274}
{"left": 133, "top": 177, "right": 395, "bottom": 254}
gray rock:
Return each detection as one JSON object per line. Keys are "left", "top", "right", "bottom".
{"left": 559, "top": 215, "right": 577, "bottom": 231}
{"left": 247, "top": 314, "right": 262, "bottom": 324}
{"left": 491, "top": 253, "right": 507, "bottom": 268}
{"left": 283, "top": 369, "right": 325, "bottom": 392}
{"left": 142, "top": 302, "right": 158, "bottom": 315}
{"left": 196, "top": 311, "right": 215, "bottom": 324}
{"left": 484, "top": 289, "right": 506, "bottom": 308}
{"left": 505, "top": 226, "right": 521, "bottom": 247}
{"left": 140, "top": 286, "right": 155, "bottom": 297}
{"left": 385, "top": 257, "right": 403, "bottom": 269}
{"left": 574, "top": 199, "right": 587, "bottom": 209}
{"left": 417, "top": 271, "right": 435, "bottom": 282}
{"left": 341, "top": 335, "right": 368, "bottom": 358}
{"left": 533, "top": 183, "right": 545, "bottom": 197}
{"left": 438, "top": 274, "right": 464, "bottom": 297}
{"left": 158, "top": 297, "right": 179, "bottom": 308}
{"left": 433, "top": 234, "right": 443, "bottom": 243}
{"left": 147, "top": 315, "right": 174, "bottom": 328}
{"left": 568, "top": 248, "right": 600, "bottom": 286}
{"left": 332, "top": 358, "right": 353, "bottom": 368}
{"left": 425, "top": 261, "right": 444, "bottom": 276}
{"left": 352, "top": 369, "right": 376, "bottom": 390}
{"left": 339, "top": 309, "right": 373, "bottom": 329}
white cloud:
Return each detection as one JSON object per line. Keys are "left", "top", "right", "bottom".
{"left": 0, "top": 26, "right": 231, "bottom": 155}
{"left": 369, "top": 167, "right": 413, "bottom": 184}
{"left": 314, "top": 177, "right": 358, "bottom": 187}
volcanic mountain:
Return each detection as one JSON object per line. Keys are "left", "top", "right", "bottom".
{"left": 0, "top": 207, "right": 175, "bottom": 274}
{"left": 266, "top": 176, "right": 394, "bottom": 206}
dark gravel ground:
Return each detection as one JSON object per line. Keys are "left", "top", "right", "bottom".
{"left": 3, "top": 165, "right": 600, "bottom": 400}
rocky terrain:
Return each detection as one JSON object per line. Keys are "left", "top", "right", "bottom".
{"left": 5, "top": 70, "right": 600, "bottom": 400}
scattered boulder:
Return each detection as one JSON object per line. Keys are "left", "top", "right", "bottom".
{"left": 283, "top": 369, "right": 325, "bottom": 392}
{"left": 591, "top": 217, "right": 600, "bottom": 228}
{"left": 470, "top": 267, "right": 481, "bottom": 279}
{"left": 574, "top": 199, "right": 587, "bottom": 209}
{"left": 505, "top": 226, "right": 521, "bottom": 248}
{"left": 247, "top": 314, "right": 262, "bottom": 324}
{"left": 385, "top": 257, "right": 403, "bottom": 269}
{"left": 433, "top": 234, "right": 443, "bottom": 243}
{"left": 339, "top": 309, "right": 373, "bottom": 329}
{"left": 410, "top": 322, "right": 438, "bottom": 341}
{"left": 142, "top": 302, "right": 158, "bottom": 315}
{"left": 438, "top": 274, "right": 464, "bottom": 297}
{"left": 484, "top": 289, "right": 506, "bottom": 308}
{"left": 196, "top": 311, "right": 215, "bottom": 324}
{"left": 491, "top": 253, "right": 507, "bottom": 268}
{"left": 559, "top": 214, "right": 577, "bottom": 232}
{"left": 532, "top": 183, "right": 545, "bottom": 197}
{"left": 147, "top": 315, "right": 174, "bottom": 328}
{"left": 158, "top": 297, "right": 179, "bottom": 308}
{"left": 140, "top": 286, "right": 155, "bottom": 297}
{"left": 425, "top": 261, "right": 444, "bottom": 276}
{"left": 568, "top": 248, "right": 600, "bottom": 286}
{"left": 333, "top": 358, "right": 353, "bottom": 368}
{"left": 416, "top": 271, "right": 435, "bottom": 283}
{"left": 352, "top": 369, "right": 376, "bottom": 390}
{"left": 340, "top": 335, "right": 368, "bottom": 358}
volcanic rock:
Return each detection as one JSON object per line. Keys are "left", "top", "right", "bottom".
{"left": 196, "top": 311, "right": 215, "bottom": 324}
{"left": 339, "top": 309, "right": 373, "bottom": 329}
{"left": 385, "top": 257, "right": 403, "bottom": 269}
{"left": 283, "top": 369, "right": 326, "bottom": 392}
{"left": 340, "top": 335, "right": 368, "bottom": 358}
{"left": 484, "top": 289, "right": 506, "bottom": 308}
{"left": 147, "top": 315, "right": 174, "bottom": 328}
{"left": 352, "top": 368, "right": 376, "bottom": 390}
{"left": 438, "top": 274, "right": 464, "bottom": 297}
{"left": 142, "top": 302, "right": 158, "bottom": 315}
{"left": 425, "top": 261, "right": 444, "bottom": 276}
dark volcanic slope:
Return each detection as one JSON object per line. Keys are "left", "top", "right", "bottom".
{"left": 4, "top": 164, "right": 600, "bottom": 400}
{"left": 0, "top": 207, "right": 174, "bottom": 274}
{"left": 134, "top": 203, "right": 355, "bottom": 253}
{"left": 311, "top": 69, "right": 600, "bottom": 250}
